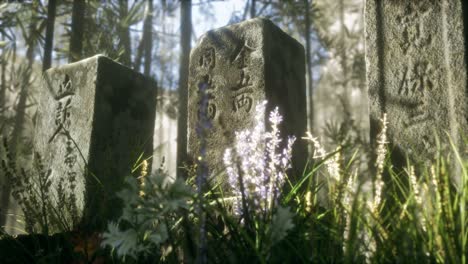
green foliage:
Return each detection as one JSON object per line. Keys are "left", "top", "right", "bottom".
{"left": 0, "top": 137, "right": 79, "bottom": 234}
{"left": 2, "top": 106, "right": 466, "bottom": 263}
{"left": 101, "top": 116, "right": 467, "bottom": 263}
{"left": 267, "top": 206, "right": 294, "bottom": 247}
{"left": 101, "top": 169, "right": 192, "bottom": 261}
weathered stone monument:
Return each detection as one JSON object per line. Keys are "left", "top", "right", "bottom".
{"left": 34, "top": 55, "right": 156, "bottom": 230}
{"left": 366, "top": 1, "right": 468, "bottom": 185}
{"left": 188, "top": 18, "right": 307, "bottom": 184}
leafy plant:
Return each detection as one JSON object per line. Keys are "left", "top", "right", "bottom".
{"left": 101, "top": 163, "right": 192, "bottom": 261}
{"left": 2, "top": 101, "right": 465, "bottom": 264}
{"left": 100, "top": 105, "right": 468, "bottom": 263}
{"left": 0, "top": 137, "right": 79, "bottom": 235}
{"left": 102, "top": 103, "right": 298, "bottom": 263}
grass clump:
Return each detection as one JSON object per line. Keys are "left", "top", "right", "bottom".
{"left": 0, "top": 137, "right": 79, "bottom": 235}
{"left": 2, "top": 102, "right": 464, "bottom": 263}
{"left": 101, "top": 102, "right": 467, "bottom": 263}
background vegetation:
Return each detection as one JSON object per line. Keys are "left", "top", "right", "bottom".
{"left": 2, "top": 1, "right": 463, "bottom": 263}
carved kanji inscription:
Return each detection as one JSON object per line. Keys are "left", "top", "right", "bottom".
{"left": 398, "top": 61, "right": 434, "bottom": 97}
{"left": 188, "top": 18, "right": 307, "bottom": 183}
{"left": 366, "top": 0, "right": 467, "bottom": 178}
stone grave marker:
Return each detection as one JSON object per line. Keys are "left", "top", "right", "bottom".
{"left": 34, "top": 55, "right": 156, "bottom": 230}
{"left": 188, "top": 18, "right": 307, "bottom": 185}
{"left": 365, "top": 0, "right": 468, "bottom": 185}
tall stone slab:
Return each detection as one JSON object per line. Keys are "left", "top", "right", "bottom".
{"left": 188, "top": 18, "right": 307, "bottom": 185}
{"left": 34, "top": 55, "right": 156, "bottom": 230}
{"left": 366, "top": 0, "right": 468, "bottom": 185}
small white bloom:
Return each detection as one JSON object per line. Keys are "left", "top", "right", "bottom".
{"left": 224, "top": 101, "right": 295, "bottom": 215}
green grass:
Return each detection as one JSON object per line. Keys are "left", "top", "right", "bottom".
{"left": 101, "top": 116, "right": 468, "bottom": 263}
{"left": 2, "top": 117, "right": 467, "bottom": 263}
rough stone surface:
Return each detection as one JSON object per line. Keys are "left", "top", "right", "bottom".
{"left": 34, "top": 55, "right": 156, "bottom": 230}
{"left": 366, "top": 0, "right": 468, "bottom": 185}
{"left": 188, "top": 18, "right": 307, "bottom": 185}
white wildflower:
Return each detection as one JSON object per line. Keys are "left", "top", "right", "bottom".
{"left": 343, "top": 170, "right": 357, "bottom": 212}
{"left": 224, "top": 101, "right": 295, "bottom": 216}
{"left": 342, "top": 170, "right": 357, "bottom": 252}
{"left": 409, "top": 166, "right": 426, "bottom": 232}
{"left": 430, "top": 165, "right": 442, "bottom": 216}
{"left": 302, "top": 132, "right": 340, "bottom": 182}
{"left": 371, "top": 113, "right": 387, "bottom": 215}
{"left": 409, "top": 166, "right": 421, "bottom": 206}
{"left": 305, "top": 190, "right": 313, "bottom": 213}
{"left": 303, "top": 132, "right": 326, "bottom": 159}
{"left": 372, "top": 177, "right": 384, "bottom": 215}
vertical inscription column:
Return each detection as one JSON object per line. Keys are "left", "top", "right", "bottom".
{"left": 366, "top": 0, "right": 468, "bottom": 185}
{"left": 395, "top": 1, "right": 438, "bottom": 152}
{"left": 198, "top": 46, "right": 217, "bottom": 120}
{"left": 397, "top": 1, "right": 435, "bottom": 129}
{"left": 230, "top": 39, "right": 255, "bottom": 114}
{"left": 49, "top": 75, "right": 80, "bottom": 190}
